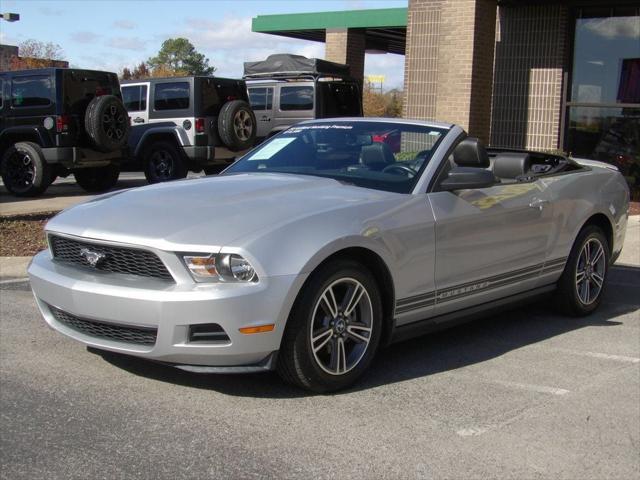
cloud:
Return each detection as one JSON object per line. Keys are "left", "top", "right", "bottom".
{"left": 583, "top": 17, "right": 640, "bottom": 39}
{"left": 107, "top": 36, "right": 148, "bottom": 51}
{"left": 113, "top": 19, "right": 137, "bottom": 30}
{"left": 70, "top": 31, "right": 101, "bottom": 43}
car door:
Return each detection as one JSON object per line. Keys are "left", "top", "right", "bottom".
{"left": 248, "top": 86, "right": 274, "bottom": 139}
{"left": 429, "top": 155, "right": 555, "bottom": 316}
{"left": 122, "top": 83, "right": 149, "bottom": 125}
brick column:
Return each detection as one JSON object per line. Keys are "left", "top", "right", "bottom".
{"left": 325, "top": 28, "right": 366, "bottom": 82}
{"left": 404, "top": 0, "right": 497, "bottom": 144}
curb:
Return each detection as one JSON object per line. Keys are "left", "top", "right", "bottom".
{"left": 0, "top": 256, "right": 32, "bottom": 279}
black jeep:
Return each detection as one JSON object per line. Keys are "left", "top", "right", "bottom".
{"left": 0, "top": 68, "right": 129, "bottom": 197}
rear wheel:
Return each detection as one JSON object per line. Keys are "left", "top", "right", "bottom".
{"left": 143, "top": 141, "right": 187, "bottom": 184}
{"left": 555, "top": 225, "right": 609, "bottom": 316}
{"left": 277, "top": 260, "right": 382, "bottom": 393}
{"left": 74, "top": 164, "right": 120, "bottom": 193}
{"left": 1, "top": 142, "right": 52, "bottom": 197}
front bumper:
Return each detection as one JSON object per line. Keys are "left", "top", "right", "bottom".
{"left": 28, "top": 250, "right": 303, "bottom": 369}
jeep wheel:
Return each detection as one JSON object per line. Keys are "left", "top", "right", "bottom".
{"left": 1, "top": 142, "right": 53, "bottom": 197}
{"left": 218, "top": 100, "right": 256, "bottom": 151}
{"left": 74, "top": 164, "right": 120, "bottom": 193}
{"left": 143, "top": 141, "right": 187, "bottom": 184}
{"left": 85, "top": 95, "right": 130, "bottom": 153}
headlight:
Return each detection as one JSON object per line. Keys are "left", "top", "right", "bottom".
{"left": 182, "top": 254, "right": 257, "bottom": 283}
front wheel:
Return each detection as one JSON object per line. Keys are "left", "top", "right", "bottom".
{"left": 74, "top": 164, "right": 120, "bottom": 193}
{"left": 143, "top": 141, "right": 187, "bottom": 184}
{"left": 555, "top": 225, "right": 610, "bottom": 316}
{"left": 277, "top": 260, "right": 383, "bottom": 393}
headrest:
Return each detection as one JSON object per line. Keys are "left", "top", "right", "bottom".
{"left": 493, "top": 152, "right": 531, "bottom": 179}
{"left": 360, "top": 142, "right": 396, "bottom": 167}
{"left": 453, "top": 138, "right": 490, "bottom": 168}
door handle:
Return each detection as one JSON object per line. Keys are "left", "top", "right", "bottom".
{"left": 529, "top": 199, "right": 549, "bottom": 211}
{"left": 260, "top": 116, "right": 271, "bottom": 121}
{"left": 133, "top": 117, "right": 145, "bottom": 123}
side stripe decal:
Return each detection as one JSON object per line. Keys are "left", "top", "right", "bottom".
{"left": 395, "top": 257, "right": 567, "bottom": 315}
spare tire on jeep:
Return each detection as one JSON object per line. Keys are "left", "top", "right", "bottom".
{"left": 85, "top": 95, "right": 130, "bottom": 153}
{"left": 217, "top": 100, "right": 256, "bottom": 151}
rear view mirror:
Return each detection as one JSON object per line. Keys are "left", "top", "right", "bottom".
{"left": 440, "top": 167, "right": 496, "bottom": 191}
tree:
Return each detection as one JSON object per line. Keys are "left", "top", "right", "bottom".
{"left": 119, "top": 62, "right": 151, "bottom": 80}
{"left": 147, "top": 38, "right": 215, "bottom": 76}
{"left": 363, "top": 82, "right": 404, "bottom": 118}
{"left": 10, "top": 39, "right": 65, "bottom": 70}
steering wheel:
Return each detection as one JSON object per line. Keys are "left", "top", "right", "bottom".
{"left": 381, "top": 164, "right": 417, "bottom": 177}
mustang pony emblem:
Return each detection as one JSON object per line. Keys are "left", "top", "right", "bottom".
{"left": 79, "top": 248, "right": 107, "bottom": 267}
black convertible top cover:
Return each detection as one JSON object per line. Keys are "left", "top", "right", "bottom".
{"left": 243, "top": 54, "right": 351, "bottom": 78}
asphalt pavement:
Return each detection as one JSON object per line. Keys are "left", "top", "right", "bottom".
{"left": 1, "top": 264, "right": 638, "bottom": 479}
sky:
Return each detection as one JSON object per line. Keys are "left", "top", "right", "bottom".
{"left": 0, "top": 0, "right": 408, "bottom": 89}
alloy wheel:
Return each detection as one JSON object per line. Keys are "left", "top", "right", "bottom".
{"left": 102, "top": 104, "right": 127, "bottom": 140}
{"left": 233, "top": 110, "right": 253, "bottom": 141}
{"left": 4, "top": 150, "right": 36, "bottom": 194}
{"left": 310, "top": 278, "right": 373, "bottom": 375}
{"left": 150, "top": 150, "right": 174, "bottom": 180}
{"left": 575, "top": 237, "right": 606, "bottom": 305}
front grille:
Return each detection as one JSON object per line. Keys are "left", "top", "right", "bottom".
{"left": 49, "top": 235, "right": 174, "bottom": 282}
{"left": 50, "top": 306, "right": 157, "bottom": 346}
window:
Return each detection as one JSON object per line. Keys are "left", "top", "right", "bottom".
{"left": 122, "top": 85, "right": 147, "bottom": 112}
{"left": 248, "top": 87, "right": 273, "bottom": 110}
{"left": 225, "top": 121, "right": 448, "bottom": 194}
{"left": 11, "top": 75, "right": 51, "bottom": 107}
{"left": 279, "top": 86, "right": 313, "bottom": 111}
{"left": 154, "top": 82, "right": 190, "bottom": 110}
{"left": 566, "top": 10, "right": 640, "bottom": 198}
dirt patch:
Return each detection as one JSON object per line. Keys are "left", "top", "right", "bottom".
{"left": 0, "top": 212, "right": 57, "bottom": 257}
{"left": 629, "top": 202, "right": 640, "bottom": 216}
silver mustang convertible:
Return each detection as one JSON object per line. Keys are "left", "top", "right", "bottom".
{"left": 28, "top": 118, "right": 630, "bottom": 392}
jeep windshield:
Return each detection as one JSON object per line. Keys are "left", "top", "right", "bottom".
{"left": 225, "top": 121, "right": 449, "bottom": 194}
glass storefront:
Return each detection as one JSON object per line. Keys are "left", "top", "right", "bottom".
{"left": 566, "top": 8, "right": 640, "bottom": 198}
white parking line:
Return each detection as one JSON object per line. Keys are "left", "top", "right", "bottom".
{"left": 0, "top": 278, "right": 29, "bottom": 285}
{"left": 559, "top": 349, "right": 640, "bottom": 364}
{"left": 492, "top": 380, "right": 570, "bottom": 396}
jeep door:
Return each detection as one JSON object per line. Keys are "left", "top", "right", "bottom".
{"left": 122, "top": 83, "right": 149, "bottom": 125}
{"left": 274, "top": 83, "right": 315, "bottom": 132}
{"left": 248, "top": 86, "right": 274, "bottom": 139}
{"left": 428, "top": 157, "right": 555, "bottom": 316}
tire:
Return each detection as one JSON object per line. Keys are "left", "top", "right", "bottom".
{"left": 143, "top": 141, "right": 187, "bottom": 184}
{"left": 74, "top": 164, "right": 120, "bottom": 193}
{"left": 555, "top": 225, "right": 610, "bottom": 316}
{"left": 85, "top": 95, "right": 130, "bottom": 153}
{"left": 277, "top": 259, "right": 383, "bottom": 393}
{"left": 217, "top": 100, "right": 256, "bottom": 151}
{"left": 0, "top": 142, "right": 52, "bottom": 197}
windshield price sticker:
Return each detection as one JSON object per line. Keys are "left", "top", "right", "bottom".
{"left": 287, "top": 125, "right": 354, "bottom": 133}
{"left": 248, "top": 137, "right": 297, "bottom": 160}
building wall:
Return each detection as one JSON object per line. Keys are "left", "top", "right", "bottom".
{"left": 325, "top": 28, "right": 366, "bottom": 81}
{"left": 490, "top": 5, "right": 569, "bottom": 150}
{"left": 403, "top": 0, "right": 497, "bottom": 144}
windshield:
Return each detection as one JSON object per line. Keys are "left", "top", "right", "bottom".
{"left": 225, "top": 121, "right": 449, "bottom": 193}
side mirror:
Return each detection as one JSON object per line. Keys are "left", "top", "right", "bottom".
{"left": 439, "top": 167, "right": 496, "bottom": 191}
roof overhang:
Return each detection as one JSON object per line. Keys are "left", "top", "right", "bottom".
{"left": 252, "top": 8, "right": 408, "bottom": 55}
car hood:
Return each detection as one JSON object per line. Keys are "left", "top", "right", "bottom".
{"left": 46, "top": 173, "right": 399, "bottom": 251}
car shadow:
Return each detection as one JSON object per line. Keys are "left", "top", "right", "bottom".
{"left": 94, "top": 265, "right": 640, "bottom": 398}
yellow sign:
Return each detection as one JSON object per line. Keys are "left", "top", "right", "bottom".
{"left": 366, "top": 75, "right": 386, "bottom": 83}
